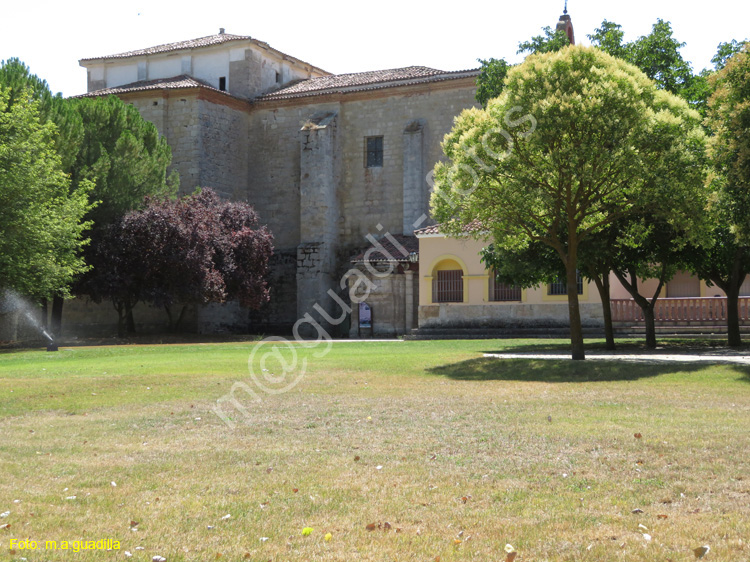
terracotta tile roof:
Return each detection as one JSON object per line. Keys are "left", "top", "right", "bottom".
{"left": 75, "top": 75, "right": 236, "bottom": 99}
{"left": 257, "top": 66, "right": 479, "bottom": 101}
{"left": 80, "top": 33, "right": 254, "bottom": 61}
{"left": 414, "top": 219, "right": 484, "bottom": 236}
{"left": 79, "top": 32, "right": 328, "bottom": 76}
{"left": 351, "top": 234, "right": 419, "bottom": 263}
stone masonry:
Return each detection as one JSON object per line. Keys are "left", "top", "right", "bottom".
{"left": 76, "top": 33, "right": 479, "bottom": 335}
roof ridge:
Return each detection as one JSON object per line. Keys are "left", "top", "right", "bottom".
{"left": 74, "top": 74, "right": 242, "bottom": 100}
{"left": 80, "top": 33, "right": 252, "bottom": 62}
{"left": 256, "top": 66, "right": 479, "bottom": 101}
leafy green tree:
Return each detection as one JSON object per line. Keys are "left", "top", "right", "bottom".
{"left": 588, "top": 19, "right": 711, "bottom": 115}
{"left": 432, "top": 46, "right": 707, "bottom": 360}
{"left": 685, "top": 225, "right": 750, "bottom": 347}
{"left": 609, "top": 215, "right": 700, "bottom": 348}
{"left": 685, "top": 45, "right": 750, "bottom": 346}
{"left": 475, "top": 58, "right": 511, "bottom": 108}
{"left": 712, "top": 40, "right": 748, "bottom": 71}
{"left": 517, "top": 26, "right": 571, "bottom": 56}
{"left": 0, "top": 59, "right": 84, "bottom": 172}
{"left": 69, "top": 95, "right": 178, "bottom": 227}
{"left": 0, "top": 87, "right": 93, "bottom": 301}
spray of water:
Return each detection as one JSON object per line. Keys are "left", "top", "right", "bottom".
{"left": 0, "top": 289, "right": 53, "bottom": 342}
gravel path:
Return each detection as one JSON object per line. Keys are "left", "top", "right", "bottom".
{"left": 483, "top": 350, "right": 750, "bottom": 364}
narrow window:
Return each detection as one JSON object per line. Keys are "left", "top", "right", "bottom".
{"left": 219, "top": 76, "right": 226, "bottom": 91}
{"left": 548, "top": 271, "right": 583, "bottom": 295}
{"left": 275, "top": 70, "right": 282, "bottom": 84}
{"left": 365, "top": 136, "right": 383, "bottom": 168}
{"left": 490, "top": 272, "right": 521, "bottom": 301}
{"left": 434, "top": 270, "right": 463, "bottom": 303}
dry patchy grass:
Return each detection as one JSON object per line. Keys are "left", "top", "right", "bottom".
{"left": 0, "top": 339, "right": 748, "bottom": 561}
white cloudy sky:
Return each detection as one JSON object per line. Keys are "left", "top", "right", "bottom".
{"left": 2, "top": 0, "right": 748, "bottom": 97}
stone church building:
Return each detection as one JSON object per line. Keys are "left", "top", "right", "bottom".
{"left": 77, "top": 30, "right": 478, "bottom": 335}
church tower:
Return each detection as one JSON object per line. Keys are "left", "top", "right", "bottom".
{"left": 556, "top": 1, "right": 575, "bottom": 45}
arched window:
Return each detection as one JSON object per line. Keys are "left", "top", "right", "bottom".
{"left": 432, "top": 258, "right": 464, "bottom": 303}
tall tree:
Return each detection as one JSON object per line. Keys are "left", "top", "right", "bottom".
{"left": 69, "top": 95, "right": 178, "bottom": 227}
{"left": 475, "top": 58, "right": 511, "bottom": 108}
{"left": 68, "top": 95, "right": 178, "bottom": 333}
{"left": 83, "top": 189, "right": 273, "bottom": 333}
{"left": 0, "top": 87, "right": 93, "bottom": 302}
{"left": 610, "top": 215, "right": 701, "bottom": 348}
{"left": 517, "top": 26, "right": 571, "bottom": 56}
{"left": 685, "top": 45, "right": 750, "bottom": 346}
{"left": 432, "top": 46, "right": 706, "bottom": 360}
{"left": 588, "top": 19, "right": 711, "bottom": 115}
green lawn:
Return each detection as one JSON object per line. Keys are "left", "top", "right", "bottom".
{"left": 0, "top": 339, "right": 748, "bottom": 561}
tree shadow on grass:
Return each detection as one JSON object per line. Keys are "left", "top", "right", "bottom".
{"left": 427, "top": 357, "right": 727, "bottom": 383}
{"left": 480, "top": 338, "right": 750, "bottom": 355}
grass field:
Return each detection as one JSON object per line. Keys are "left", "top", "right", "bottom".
{"left": 0, "top": 338, "right": 748, "bottom": 561}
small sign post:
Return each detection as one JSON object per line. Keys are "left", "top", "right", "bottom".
{"left": 359, "top": 302, "right": 372, "bottom": 334}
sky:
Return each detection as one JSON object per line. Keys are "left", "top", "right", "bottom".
{"left": 2, "top": 0, "right": 749, "bottom": 98}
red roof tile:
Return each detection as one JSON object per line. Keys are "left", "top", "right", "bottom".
{"left": 351, "top": 234, "right": 419, "bottom": 263}
{"left": 414, "top": 219, "right": 483, "bottom": 236}
{"left": 75, "top": 75, "right": 237, "bottom": 99}
{"left": 257, "top": 66, "right": 479, "bottom": 101}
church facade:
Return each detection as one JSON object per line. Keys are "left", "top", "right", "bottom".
{"left": 77, "top": 30, "right": 478, "bottom": 335}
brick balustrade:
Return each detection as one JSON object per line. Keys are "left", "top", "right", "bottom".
{"left": 611, "top": 297, "right": 750, "bottom": 323}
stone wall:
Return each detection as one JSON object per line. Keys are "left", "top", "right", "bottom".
{"left": 246, "top": 82, "right": 476, "bottom": 330}
{"left": 59, "top": 298, "right": 193, "bottom": 337}
{"left": 418, "top": 303, "right": 605, "bottom": 329}
{"left": 128, "top": 94, "right": 203, "bottom": 194}
{"left": 197, "top": 98, "right": 250, "bottom": 199}
{"left": 115, "top": 80, "right": 476, "bottom": 334}
{"left": 347, "top": 263, "right": 419, "bottom": 337}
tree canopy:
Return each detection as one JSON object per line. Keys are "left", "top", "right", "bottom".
{"left": 68, "top": 95, "right": 178, "bottom": 227}
{"left": 80, "top": 189, "right": 273, "bottom": 333}
{"left": 683, "top": 44, "right": 750, "bottom": 346}
{"left": 433, "top": 46, "right": 707, "bottom": 359}
{"left": 0, "top": 87, "right": 93, "bottom": 299}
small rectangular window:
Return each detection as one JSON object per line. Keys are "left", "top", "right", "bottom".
{"left": 275, "top": 70, "right": 281, "bottom": 84}
{"left": 365, "top": 136, "right": 383, "bottom": 168}
{"left": 219, "top": 76, "right": 226, "bottom": 91}
{"left": 548, "top": 271, "right": 583, "bottom": 295}
{"left": 490, "top": 272, "right": 521, "bottom": 301}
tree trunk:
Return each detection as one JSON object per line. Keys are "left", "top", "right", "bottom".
{"left": 566, "top": 259, "right": 585, "bottom": 360}
{"left": 50, "top": 295, "right": 64, "bottom": 339}
{"left": 613, "top": 267, "right": 664, "bottom": 350}
{"left": 593, "top": 275, "right": 616, "bottom": 350}
{"left": 643, "top": 304, "right": 657, "bottom": 349}
{"left": 174, "top": 305, "right": 188, "bottom": 331}
{"left": 165, "top": 306, "right": 174, "bottom": 331}
{"left": 125, "top": 302, "right": 136, "bottom": 334}
{"left": 115, "top": 302, "right": 126, "bottom": 338}
{"left": 725, "top": 285, "right": 742, "bottom": 347}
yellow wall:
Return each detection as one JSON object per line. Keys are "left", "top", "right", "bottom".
{"left": 418, "top": 235, "right": 602, "bottom": 307}
{"left": 607, "top": 270, "right": 724, "bottom": 299}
